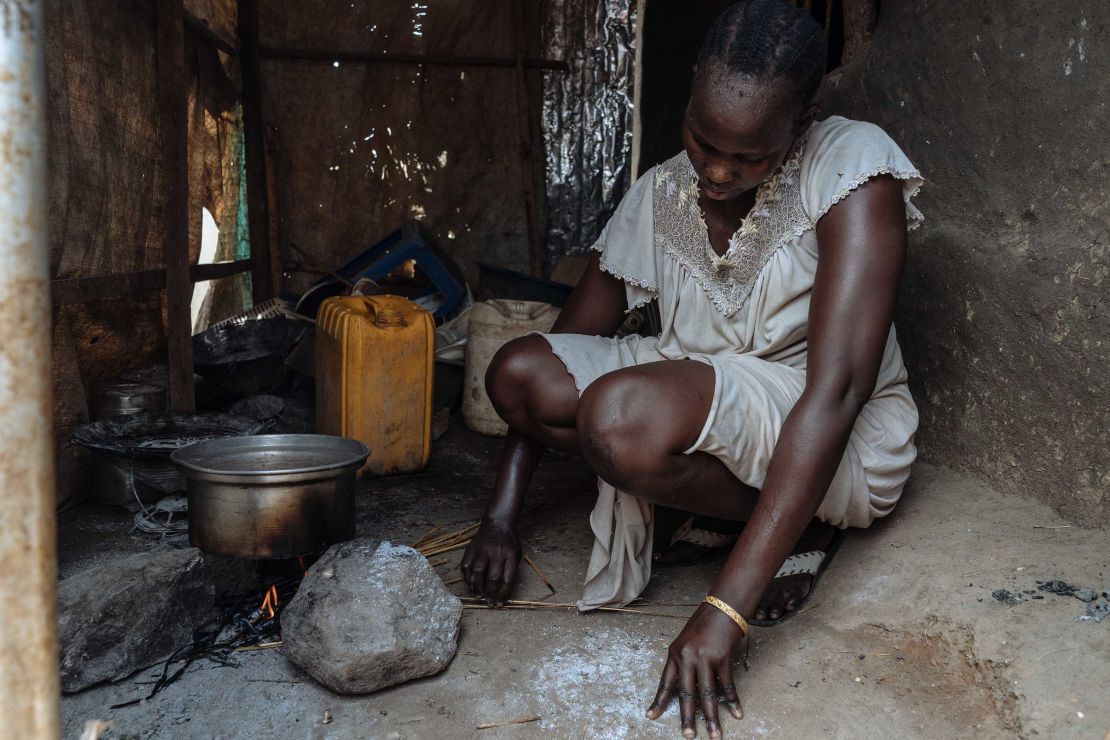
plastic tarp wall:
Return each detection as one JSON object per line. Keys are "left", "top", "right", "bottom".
{"left": 259, "top": 0, "right": 534, "bottom": 290}
{"left": 541, "top": 0, "right": 636, "bottom": 270}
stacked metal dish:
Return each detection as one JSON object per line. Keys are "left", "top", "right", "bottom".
{"left": 72, "top": 413, "right": 263, "bottom": 508}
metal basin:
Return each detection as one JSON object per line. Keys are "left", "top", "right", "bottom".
{"left": 73, "top": 412, "right": 263, "bottom": 507}
{"left": 172, "top": 434, "right": 369, "bottom": 559}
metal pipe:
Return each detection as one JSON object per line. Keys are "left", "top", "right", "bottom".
{"left": 0, "top": 1, "right": 60, "bottom": 737}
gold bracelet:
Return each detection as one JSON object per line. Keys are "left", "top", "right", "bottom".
{"left": 703, "top": 595, "right": 750, "bottom": 638}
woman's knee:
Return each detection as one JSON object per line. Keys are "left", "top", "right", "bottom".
{"left": 577, "top": 373, "right": 671, "bottom": 489}
{"left": 485, "top": 335, "right": 575, "bottom": 425}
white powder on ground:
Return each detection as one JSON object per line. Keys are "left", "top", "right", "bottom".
{"left": 529, "top": 627, "right": 668, "bottom": 738}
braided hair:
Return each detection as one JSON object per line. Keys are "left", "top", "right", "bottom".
{"left": 695, "top": 0, "right": 827, "bottom": 119}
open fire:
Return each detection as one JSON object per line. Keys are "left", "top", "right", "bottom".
{"left": 255, "top": 584, "right": 279, "bottom": 623}
{"left": 110, "top": 555, "right": 314, "bottom": 710}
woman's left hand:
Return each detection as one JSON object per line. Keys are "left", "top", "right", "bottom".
{"left": 646, "top": 603, "right": 746, "bottom": 738}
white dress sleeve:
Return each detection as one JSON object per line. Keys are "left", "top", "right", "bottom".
{"left": 590, "top": 168, "right": 660, "bottom": 310}
{"left": 800, "top": 116, "right": 924, "bottom": 231}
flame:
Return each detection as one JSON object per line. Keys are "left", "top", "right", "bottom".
{"left": 297, "top": 556, "right": 307, "bottom": 575}
{"left": 260, "top": 584, "right": 278, "bottom": 620}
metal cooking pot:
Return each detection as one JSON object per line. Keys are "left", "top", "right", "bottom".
{"left": 172, "top": 434, "right": 369, "bottom": 559}
{"left": 89, "top": 380, "right": 167, "bottom": 421}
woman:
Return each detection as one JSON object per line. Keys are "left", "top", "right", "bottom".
{"left": 462, "top": 0, "right": 923, "bottom": 736}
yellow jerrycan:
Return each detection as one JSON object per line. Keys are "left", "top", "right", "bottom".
{"left": 316, "top": 295, "right": 434, "bottom": 475}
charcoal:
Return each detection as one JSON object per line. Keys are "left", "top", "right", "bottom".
{"left": 1036, "top": 580, "right": 1077, "bottom": 596}
{"left": 281, "top": 540, "right": 461, "bottom": 694}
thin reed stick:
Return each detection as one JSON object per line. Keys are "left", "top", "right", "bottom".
{"left": 412, "top": 525, "right": 442, "bottom": 548}
{"left": 523, "top": 552, "right": 556, "bottom": 594}
{"left": 476, "top": 716, "right": 540, "bottom": 730}
{"left": 459, "top": 597, "right": 690, "bottom": 620}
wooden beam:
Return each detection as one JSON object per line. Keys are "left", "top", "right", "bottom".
{"left": 511, "top": 0, "right": 543, "bottom": 276}
{"left": 157, "top": 0, "right": 195, "bottom": 411}
{"left": 263, "top": 126, "right": 284, "bottom": 295}
{"left": 238, "top": 0, "right": 274, "bottom": 305}
{"left": 841, "top": 0, "right": 877, "bottom": 63}
{"left": 52, "top": 269, "right": 163, "bottom": 305}
{"left": 257, "top": 45, "right": 569, "bottom": 72}
{"left": 51, "top": 260, "right": 254, "bottom": 305}
{"left": 194, "top": 258, "right": 254, "bottom": 283}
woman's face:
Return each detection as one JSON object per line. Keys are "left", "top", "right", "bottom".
{"left": 682, "top": 72, "right": 803, "bottom": 202}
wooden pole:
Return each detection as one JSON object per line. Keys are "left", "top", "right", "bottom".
{"left": 511, "top": 0, "right": 544, "bottom": 277}
{"left": 841, "top": 0, "right": 877, "bottom": 63}
{"left": 157, "top": 0, "right": 196, "bottom": 412}
{"left": 263, "top": 126, "right": 284, "bottom": 296}
{"left": 238, "top": 0, "right": 275, "bottom": 304}
{"left": 0, "top": 1, "right": 60, "bottom": 735}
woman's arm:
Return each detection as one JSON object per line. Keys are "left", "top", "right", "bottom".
{"left": 713, "top": 173, "right": 907, "bottom": 613}
{"left": 462, "top": 252, "right": 629, "bottom": 602}
{"left": 648, "top": 174, "right": 909, "bottom": 734}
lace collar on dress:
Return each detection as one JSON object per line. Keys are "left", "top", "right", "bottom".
{"left": 652, "top": 124, "right": 815, "bottom": 317}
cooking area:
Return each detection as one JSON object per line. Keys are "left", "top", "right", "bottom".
{"left": 4, "top": 1, "right": 1108, "bottom": 739}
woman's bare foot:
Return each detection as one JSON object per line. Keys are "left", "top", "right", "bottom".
{"left": 752, "top": 518, "right": 838, "bottom": 622}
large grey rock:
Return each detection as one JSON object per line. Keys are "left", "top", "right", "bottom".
{"left": 58, "top": 547, "right": 216, "bottom": 693}
{"left": 281, "top": 540, "right": 461, "bottom": 694}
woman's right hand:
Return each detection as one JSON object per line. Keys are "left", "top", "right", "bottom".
{"left": 460, "top": 519, "right": 522, "bottom": 604}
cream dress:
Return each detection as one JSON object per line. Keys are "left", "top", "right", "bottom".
{"left": 539, "top": 116, "right": 925, "bottom": 610}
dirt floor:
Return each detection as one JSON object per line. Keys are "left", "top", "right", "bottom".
{"left": 58, "top": 421, "right": 1110, "bottom": 739}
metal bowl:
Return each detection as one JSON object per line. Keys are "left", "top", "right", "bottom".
{"left": 172, "top": 434, "right": 369, "bottom": 559}
{"left": 72, "top": 412, "right": 263, "bottom": 507}
{"left": 192, "top": 318, "right": 305, "bottom": 396}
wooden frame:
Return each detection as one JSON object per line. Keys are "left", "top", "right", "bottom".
{"left": 51, "top": 260, "right": 254, "bottom": 305}
{"left": 257, "top": 45, "right": 567, "bottom": 71}
{"left": 156, "top": 0, "right": 195, "bottom": 412}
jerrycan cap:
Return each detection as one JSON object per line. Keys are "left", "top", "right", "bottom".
{"left": 373, "top": 306, "right": 407, "bottom": 328}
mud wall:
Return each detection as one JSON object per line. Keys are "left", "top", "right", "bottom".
{"left": 817, "top": 0, "right": 1108, "bottom": 524}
